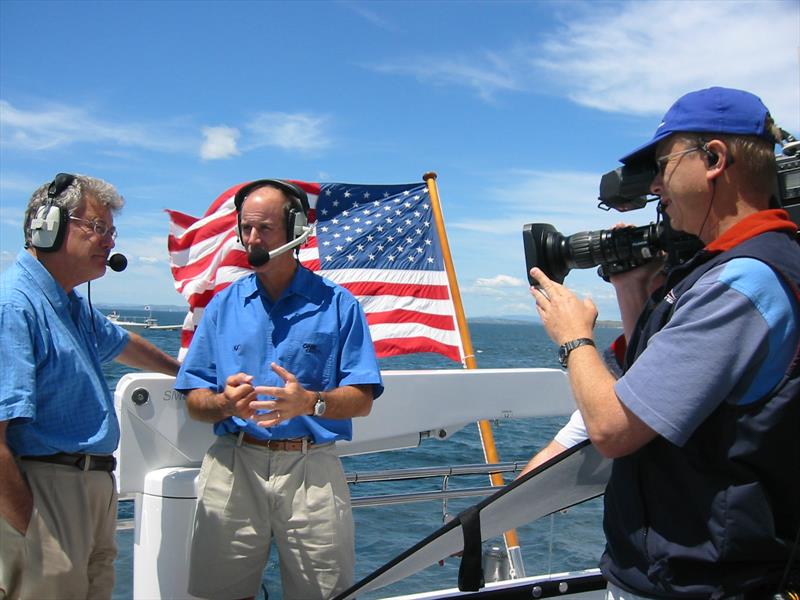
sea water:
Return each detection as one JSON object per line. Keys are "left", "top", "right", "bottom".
{"left": 105, "top": 309, "right": 619, "bottom": 599}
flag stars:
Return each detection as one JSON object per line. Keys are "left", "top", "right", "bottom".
{"left": 363, "top": 192, "right": 370, "bottom": 199}
{"left": 332, "top": 200, "right": 340, "bottom": 207}
{"left": 344, "top": 191, "right": 351, "bottom": 198}
{"left": 335, "top": 245, "right": 344, "bottom": 251}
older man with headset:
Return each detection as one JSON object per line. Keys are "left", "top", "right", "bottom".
{"left": 0, "top": 173, "right": 180, "bottom": 599}
{"left": 530, "top": 88, "right": 800, "bottom": 598}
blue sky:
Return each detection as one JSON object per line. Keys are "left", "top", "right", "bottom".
{"left": 1, "top": 0, "right": 798, "bottom": 320}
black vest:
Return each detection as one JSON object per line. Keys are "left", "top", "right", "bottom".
{"left": 601, "top": 230, "right": 800, "bottom": 598}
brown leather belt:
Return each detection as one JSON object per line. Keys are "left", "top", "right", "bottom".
{"left": 239, "top": 433, "right": 314, "bottom": 452}
{"left": 20, "top": 452, "right": 117, "bottom": 472}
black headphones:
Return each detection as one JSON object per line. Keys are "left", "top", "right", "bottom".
{"left": 29, "top": 173, "right": 76, "bottom": 252}
{"left": 233, "top": 179, "right": 310, "bottom": 244}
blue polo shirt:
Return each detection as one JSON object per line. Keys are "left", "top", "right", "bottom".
{"left": 0, "top": 250, "right": 130, "bottom": 455}
{"left": 175, "top": 266, "right": 383, "bottom": 444}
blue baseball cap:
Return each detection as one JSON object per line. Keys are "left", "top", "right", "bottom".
{"left": 620, "top": 87, "right": 774, "bottom": 165}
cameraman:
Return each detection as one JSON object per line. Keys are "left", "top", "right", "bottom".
{"left": 530, "top": 87, "right": 799, "bottom": 598}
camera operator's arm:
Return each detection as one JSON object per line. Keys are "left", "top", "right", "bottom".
{"left": 529, "top": 267, "right": 657, "bottom": 458}
{"left": 609, "top": 257, "right": 667, "bottom": 343}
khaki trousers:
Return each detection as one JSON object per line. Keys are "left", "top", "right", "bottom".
{"left": 0, "top": 460, "right": 118, "bottom": 600}
{"left": 188, "top": 435, "right": 355, "bottom": 600}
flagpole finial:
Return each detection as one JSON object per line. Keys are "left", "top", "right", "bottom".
{"left": 423, "top": 172, "right": 438, "bottom": 181}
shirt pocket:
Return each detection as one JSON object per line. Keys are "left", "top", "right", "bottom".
{"left": 276, "top": 332, "right": 336, "bottom": 389}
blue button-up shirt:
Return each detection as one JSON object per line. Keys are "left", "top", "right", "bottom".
{"left": 0, "top": 250, "right": 130, "bottom": 455}
{"left": 175, "top": 266, "right": 383, "bottom": 443}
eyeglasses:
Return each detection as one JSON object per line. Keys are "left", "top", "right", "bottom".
{"left": 654, "top": 146, "right": 702, "bottom": 175}
{"left": 69, "top": 216, "right": 118, "bottom": 240}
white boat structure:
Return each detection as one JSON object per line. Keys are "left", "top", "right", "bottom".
{"left": 114, "top": 368, "right": 610, "bottom": 599}
{"left": 106, "top": 310, "right": 182, "bottom": 331}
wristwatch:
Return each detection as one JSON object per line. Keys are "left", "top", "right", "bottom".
{"left": 313, "top": 391, "right": 327, "bottom": 417}
{"left": 558, "top": 338, "right": 595, "bottom": 368}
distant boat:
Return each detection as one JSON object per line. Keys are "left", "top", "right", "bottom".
{"left": 106, "top": 310, "right": 181, "bottom": 331}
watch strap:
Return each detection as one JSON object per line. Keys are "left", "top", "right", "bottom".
{"left": 558, "top": 338, "right": 595, "bottom": 368}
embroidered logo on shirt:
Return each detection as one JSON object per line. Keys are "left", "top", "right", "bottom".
{"left": 665, "top": 289, "right": 677, "bottom": 304}
{"left": 302, "top": 343, "right": 317, "bottom": 352}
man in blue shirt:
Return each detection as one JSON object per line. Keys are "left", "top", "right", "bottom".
{"left": 0, "top": 174, "right": 180, "bottom": 600}
{"left": 529, "top": 88, "right": 800, "bottom": 597}
{"left": 175, "top": 179, "right": 383, "bottom": 600}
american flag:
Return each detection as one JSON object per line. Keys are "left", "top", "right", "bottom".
{"left": 167, "top": 180, "right": 465, "bottom": 363}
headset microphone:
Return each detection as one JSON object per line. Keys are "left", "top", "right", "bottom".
{"left": 247, "top": 247, "right": 271, "bottom": 267}
{"left": 107, "top": 253, "right": 128, "bottom": 272}
{"left": 245, "top": 225, "right": 314, "bottom": 267}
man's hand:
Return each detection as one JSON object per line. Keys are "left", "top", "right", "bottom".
{"left": 529, "top": 267, "right": 597, "bottom": 345}
{"left": 221, "top": 372, "right": 262, "bottom": 420}
{"left": 184, "top": 373, "right": 261, "bottom": 423}
{"left": 0, "top": 422, "right": 33, "bottom": 535}
{"left": 247, "top": 363, "right": 314, "bottom": 427}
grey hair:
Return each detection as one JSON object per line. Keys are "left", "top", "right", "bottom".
{"left": 23, "top": 174, "right": 125, "bottom": 246}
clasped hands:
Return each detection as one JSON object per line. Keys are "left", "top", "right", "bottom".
{"left": 220, "top": 362, "right": 312, "bottom": 427}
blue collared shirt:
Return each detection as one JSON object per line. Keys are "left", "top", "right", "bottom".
{"left": 0, "top": 250, "right": 130, "bottom": 455}
{"left": 175, "top": 266, "right": 384, "bottom": 443}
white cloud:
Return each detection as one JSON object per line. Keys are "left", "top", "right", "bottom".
{"left": 245, "top": 112, "right": 332, "bottom": 153}
{"left": 474, "top": 274, "right": 526, "bottom": 288}
{"left": 368, "top": 52, "right": 522, "bottom": 102}
{"left": 338, "top": 0, "right": 397, "bottom": 31}
{"left": 535, "top": 0, "right": 799, "bottom": 126}
{"left": 449, "top": 168, "right": 627, "bottom": 237}
{"left": 368, "top": 1, "right": 799, "bottom": 128}
{"left": 200, "top": 126, "right": 240, "bottom": 160}
{"left": 0, "top": 100, "right": 192, "bottom": 153}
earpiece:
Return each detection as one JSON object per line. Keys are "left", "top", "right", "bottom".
{"left": 30, "top": 173, "right": 75, "bottom": 252}
{"left": 702, "top": 145, "right": 719, "bottom": 166}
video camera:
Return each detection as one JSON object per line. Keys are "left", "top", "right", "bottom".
{"left": 523, "top": 147, "right": 800, "bottom": 285}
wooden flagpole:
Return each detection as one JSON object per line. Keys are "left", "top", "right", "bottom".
{"left": 423, "top": 172, "right": 525, "bottom": 578}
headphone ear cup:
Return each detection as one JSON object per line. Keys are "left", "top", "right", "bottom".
{"left": 286, "top": 208, "right": 297, "bottom": 243}
{"left": 292, "top": 210, "right": 308, "bottom": 242}
{"left": 30, "top": 204, "right": 67, "bottom": 252}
